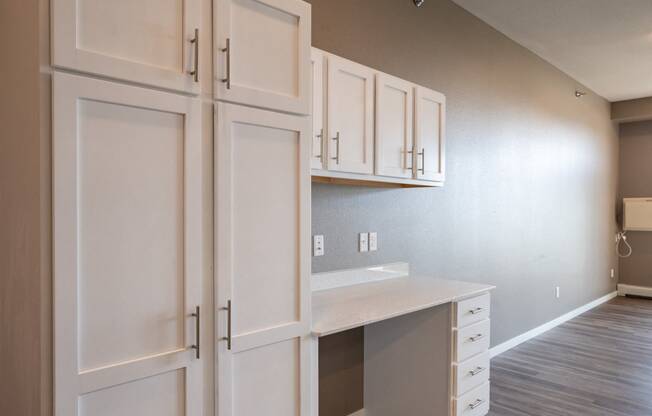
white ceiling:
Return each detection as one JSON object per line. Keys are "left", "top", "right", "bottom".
{"left": 452, "top": 0, "right": 652, "bottom": 102}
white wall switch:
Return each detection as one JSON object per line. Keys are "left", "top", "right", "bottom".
{"left": 610, "top": 268, "right": 615, "bottom": 279}
{"left": 359, "top": 233, "right": 369, "bottom": 252}
{"left": 555, "top": 286, "right": 560, "bottom": 299}
{"left": 313, "top": 235, "right": 324, "bottom": 257}
{"left": 369, "top": 232, "right": 378, "bottom": 251}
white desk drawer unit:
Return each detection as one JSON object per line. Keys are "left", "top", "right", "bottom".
{"left": 455, "top": 293, "right": 490, "bottom": 328}
{"left": 453, "top": 351, "right": 490, "bottom": 395}
{"left": 455, "top": 319, "right": 491, "bottom": 362}
{"left": 453, "top": 382, "right": 490, "bottom": 416}
{"left": 451, "top": 293, "right": 491, "bottom": 416}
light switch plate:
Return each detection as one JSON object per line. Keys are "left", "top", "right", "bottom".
{"left": 359, "top": 233, "right": 369, "bottom": 252}
{"left": 369, "top": 232, "right": 377, "bottom": 251}
{"left": 313, "top": 235, "right": 324, "bottom": 257}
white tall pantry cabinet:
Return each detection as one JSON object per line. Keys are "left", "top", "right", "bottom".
{"left": 214, "top": 0, "right": 312, "bottom": 415}
{"left": 51, "top": 0, "right": 312, "bottom": 415}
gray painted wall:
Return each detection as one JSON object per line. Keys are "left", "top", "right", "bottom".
{"left": 309, "top": 0, "right": 619, "bottom": 346}
{"left": 618, "top": 121, "right": 652, "bottom": 287}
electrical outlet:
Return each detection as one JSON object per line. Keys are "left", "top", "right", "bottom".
{"left": 313, "top": 235, "right": 324, "bottom": 257}
{"left": 555, "top": 286, "right": 560, "bottom": 299}
{"left": 359, "top": 233, "right": 369, "bottom": 252}
{"left": 610, "top": 268, "right": 615, "bottom": 279}
{"left": 369, "top": 232, "right": 378, "bottom": 251}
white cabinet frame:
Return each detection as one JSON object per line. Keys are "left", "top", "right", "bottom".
{"left": 375, "top": 73, "right": 414, "bottom": 179}
{"left": 311, "top": 48, "right": 326, "bottom": 170}
{"left": 52, "top": 0, "right": 201, "bottom": 94}
{"left": 215, "top": 0, "right": 311, "bottom": 115}
{"left": 53, "top": 72, "right": 202, "bottom": 416}
{"left": 326, "top": 54, "right": 375, "bottom": 175}
{"left": 215, "top": 103, "right": 312, "bottom": 416}
{"left": 415, "top": 86, "right": 446, "bottom": 182}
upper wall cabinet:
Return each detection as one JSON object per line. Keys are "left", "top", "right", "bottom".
{"left": 326, "top": 55, "right": 375, "bottom": 175}
{"left": 52, "top": 0, "right": 201, "bottom": 94}
{"left": 215, "top": 0, "right": 311, "bottom": 115}
{"left": 415, "top": 87, "right": 446, "bottom": 182}
{"left": 375, "top": 73, "right": 414, "bottom": 179}
{"left": 311, "top": 49, "right": 446, "bottom": 187}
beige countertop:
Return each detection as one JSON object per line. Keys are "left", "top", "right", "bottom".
{"left": 312, "top": 273, "right": 495, "bottom": 337}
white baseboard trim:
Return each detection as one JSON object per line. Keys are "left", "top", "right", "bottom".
{"left": 618, "top": 284, "right": 652, "bottom": 298}
{"left": 489, "top": 291, "right": 618, "bottom": 358}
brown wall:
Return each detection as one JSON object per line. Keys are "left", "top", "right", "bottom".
{"left": 618, "top": 121, "right": 652, "bottom": 287}
{"left": 309, "top": 0, "right": 619, "bottom": 346}
{"left": 612, "top": 97, "right": 652, "bottom": 123}
{"left": 0, "top": 0, "right": 50, "bottom": 415}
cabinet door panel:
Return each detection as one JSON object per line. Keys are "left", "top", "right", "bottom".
{"left": 375, "top": 74, "right": 414, "bottom": 178}
{"left": 415, "top": 86, "right": 446, "bottom": 182}
{"left": 311, "top": 48, "right": 325, "bottom": 170}
{"left": 53, "top": 73, "right": 202, "bottom": 416}
{"left": 215, "top": 0, "right": 311, "bottom": 114}
{"left": 216, "top": 103, "right": 311, "bottom": 416}
{"left": 327, "top": 55, "right": 374, "bottom": 174}
{"left": 52, "top": 0, "right": 200, "bottom": 94}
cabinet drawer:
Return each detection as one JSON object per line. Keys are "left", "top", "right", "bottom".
{"left": 454, "top": 319, "right": 490, "bottom": 362}
{"left": 455, "top": 293, "right": 490, "bottom": 328}
{"left": 453, "top": 351, "right": 490, "bottom": 396}
{"left": 453, "top": 382, "right": 490, "bottom": 416}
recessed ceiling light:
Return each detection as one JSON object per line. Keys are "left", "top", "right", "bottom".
{"left": 414, "top": 0, "right": 425, "bottom": 7}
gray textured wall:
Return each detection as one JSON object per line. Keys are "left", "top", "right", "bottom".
{"left": 618, "top": 121, "right": 652, "bottom": 287}
{"left": 309, "top": 0, "right": 619, "bottom": 346}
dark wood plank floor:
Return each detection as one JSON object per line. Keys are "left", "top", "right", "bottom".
{"left": 489, "top": 296, "right": 652, "bottom": 416}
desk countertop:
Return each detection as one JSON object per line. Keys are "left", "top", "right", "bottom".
{"left": 312, "top": 275, "right": 494, "bottom": 337}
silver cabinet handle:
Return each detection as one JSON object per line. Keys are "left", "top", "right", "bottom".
{"left": 190, "top": 305, "right": 200, "bottom": 359}
{"left": 469, "top": 366, "right": 487, "bottom": 376}
{"left": 221, "top": 300, "right": 232, "bottom": 350}
{"left": 315, "top": 129, "right": 323, "bottom": 159}
{"left": 221, "top": 38, "right": 231, "bottom": 89}
{"left": 189, "top": 29, "right": 199, "bottom": 82}
{"left": 469, "top": 307, "right": 484, "bottom": 315}
{"left": 469, "top": 399, "right": 485, "bottom": 410}
{"left": 418, "top": 148, "right": 425, "bottom": 174}
{"left": 469, "top": 333, "right": 485, "bottom": 342}
{"left": 331, "top": 132, "right": 340, "bottom": 164}
{"left": 406, "top": 145, "right": 414, "bottom": 170}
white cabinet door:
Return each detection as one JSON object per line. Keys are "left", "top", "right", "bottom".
{"left": 311, "top": 48, "right": 325, "bottom": 170}
{"left": 53, "top": 73, "right": 202, "bottom": 416}
{"left": 414, "top": 86, "right": 446, "bottom": 182}
{"left": 215, "top": 103, "right": 311, "bottom": 416}
{"left": 215, "top": 0, "right": 311, "bottom": 115}
{"left": 327, "top": 55, "right": 375, "bottom": 174}
{"left": 52, "top": 0, "right": 201, "bottom": 94}
{"left": 375, "top": 73, "right": 414, "bottom": 178}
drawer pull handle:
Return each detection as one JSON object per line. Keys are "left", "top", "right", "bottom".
{"left": 469, "top": 333, "right": 485, "bottom": 342}
{"left": 221, "top": 300, "right": 232, "bottom": 350}
{"left": 469, "top": 307, "right": 484, "bottom": 315}
{"left": 221, "top": 38, "right": 231, "bottom": 89}
{"left": 468, "top": 398, "right": 485, "bottom": 410}
{"left": 331, "top": 132, "right": 340, "bottom": 164}
{"left": 190, "top": 305, "right": 200, "bottom": 359}
{"left": 189, "top": 29, "right": 199, "bottom": 82}
{"left": 469, "top": 366, "right": 486, "bottom": 376}
{"left": 315, "top": 128, "right": 323, "bottom": 159}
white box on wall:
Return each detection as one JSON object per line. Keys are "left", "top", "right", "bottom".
{"left": 623, "top": 198, "right": 652, "bottom": 231}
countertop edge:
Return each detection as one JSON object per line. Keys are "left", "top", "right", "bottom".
{"left": 311, "top": 285, "right": 495, "bottom": 337}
